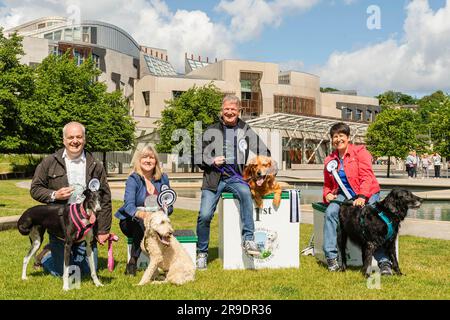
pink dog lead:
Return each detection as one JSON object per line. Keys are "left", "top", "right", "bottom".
{"left": 107, "top": 233, "right": 119, "bottom": 272}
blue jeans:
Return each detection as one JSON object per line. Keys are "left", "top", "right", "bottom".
{"left": 323, "top": 193, "right": 391, "bottom": 265}
{"left": 196, "top": 177, "right": 254, "bottom": 253}
{"left": 42, "top": 234, "right": 98, "bottom": 277}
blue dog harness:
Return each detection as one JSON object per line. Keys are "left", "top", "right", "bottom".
{"left": 377, "top": 211, "right": 394, "bottom": 241}
{"left": 359, "top": 204, "right": 394, "bottom": 242}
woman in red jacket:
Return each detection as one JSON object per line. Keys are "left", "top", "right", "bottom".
{"left": 322, "top": 122, "right": 392, "bottom": 275}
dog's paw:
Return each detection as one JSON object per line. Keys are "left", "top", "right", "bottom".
{"left": 272, "top": 198, "right": 281, "bottom": 208}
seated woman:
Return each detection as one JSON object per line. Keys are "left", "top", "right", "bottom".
{"left": 323, "top": 122, "right": 393, "bottom": 275}
{"left": 115, "top": 144, "right": 173, "bottom": 276}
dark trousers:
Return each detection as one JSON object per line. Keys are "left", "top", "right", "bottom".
{"left": 119, "top": 218, "right": 145, "bottom": 262}
{"left": 407, "top": 165, "right": 416, "bottom": 178}
{"left": 434, "top": 165, "right": 441, "bottom": 178}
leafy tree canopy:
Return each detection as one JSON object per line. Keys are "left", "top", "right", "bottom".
{"left": 376, "top": 90, "right": 417, "bottom": 107}
{"left": 156, "top": 83, "right": 222, "bottom": 154}
{"left": 0, "top": 29, "right": 34, "bottom": 152}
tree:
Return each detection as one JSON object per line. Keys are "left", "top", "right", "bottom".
{"left": 0, "top": 29, "right": 34, "bottom": 152}
{"left": 320, "top": 87, "right": 339, "bottom": 93}
{"left": 366, "top": 107, "right": 424, "bottom": 177}
{"left": 156, "top": 83, "right": 222, "bottom": 171}
{"left": 376, "top": 90, "right": 417, "bottom": 107}
{"left": 426, "top": 94, "right": 450, "bottom": 157}
{"left": 19, "top": 52, "right": 136, "bottom": 165}
{"left": 416, "top": 90, "right": 448, "bottom": 150}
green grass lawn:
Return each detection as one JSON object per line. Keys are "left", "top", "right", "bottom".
{"left": 0, "top": 180, "right": 449, "bottom": 299}
{"left": 0, "top": 180, "right": 40, "bottom": 217}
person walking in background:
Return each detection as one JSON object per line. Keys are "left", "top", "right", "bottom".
{"left": 421, "top": 153, "right": 431, "bottom": 179}
{"left": 405, "top": 151, "right": 417, "bottom": 179}
{"left": 432, "top": 152, "right": 442, "bottom": 178}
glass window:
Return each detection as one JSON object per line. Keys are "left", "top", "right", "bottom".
{"left": 342, "top": 107, "right": 352, "bottom": 120}
{"left": 92, "top": 54, "right": 100, "bottom": 69}
{"left": 82, "top": 27, "right": 90, "bottom": 43}
{"left": 53, "top": 30, "right": 62, "bottom": 41}
{"left": 241, "top": 92, "right": 251, "bottom": 100}
{"left": 365, "top": 110, "right": 372, "bottom": 122}
{"left": 355, "top": 109, "right": 362, "bottom": 121}
{"left": 74, "top": 50, "right": 83, "bottom": 65}
{"left": 172, "top": 91, "right": 184, "bottom": 99}
{"left": 240, "top": 80, "right": 252, "bottom": 92}
{"left": 44, "top": 33, "right": 53, "bottom": 40}
{"left": 64, "top": 28, "right": 73, "bottom": 41}
{"left": 142, "top": 91, "right": 150, "bottom": 106}
{"left": 73, "top": 27, "right": 81, "bottom": 41}
{"left": 38, "top": 23, "right": 46, "bottom": 29}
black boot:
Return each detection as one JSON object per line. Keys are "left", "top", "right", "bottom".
{"left": 125, "top": 257, "right": 137, "bottom": 276}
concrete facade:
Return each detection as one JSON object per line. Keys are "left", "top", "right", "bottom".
{"left": 133, "top": 59, "right": 378, "bottom": 129}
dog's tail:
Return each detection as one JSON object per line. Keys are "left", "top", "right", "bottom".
{"left": 17, "top": 211, "right": 33, "bottom": 236}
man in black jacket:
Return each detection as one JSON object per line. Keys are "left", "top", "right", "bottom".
{"left": 30, "top": 121, "right": 112, "bottom": 276}
{"left": 195, "top": 95, "right": 270, "bottom": 270}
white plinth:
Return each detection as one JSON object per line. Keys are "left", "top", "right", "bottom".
{"left": 219, "top": 191, "right": 300, "bottom": 270}
{"left": 312, "top": 202, "right": 398, "bottom": 267}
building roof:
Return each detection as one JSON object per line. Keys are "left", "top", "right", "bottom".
{"left": 185, "top": 57, "right": 211, "bottom": 72}
{"left": 246, "top": 113, "right": 368, "bottom": 142}
{"left": 143, "top": 54, "right": 177, "bottom": 76}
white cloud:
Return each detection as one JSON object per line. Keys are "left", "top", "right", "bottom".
{"left": 313, "top": 0, "right": 450, "bottom": 96}
{"left": 216, "top": 0, "right": 319, "bottom": 41}
{"left": 0, "top": 0, "right": 319, "bottom": 73}
{"left": 279, "top": 59, "right": 304, "bottom": 72}
{"left": 0, "top": 0, "right": 232, "bottom": 72}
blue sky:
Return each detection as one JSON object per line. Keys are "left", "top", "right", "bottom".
{"left": 1, "top": 0, "right": 450, "bottom": 97}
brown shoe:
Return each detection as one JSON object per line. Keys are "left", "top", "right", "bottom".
{"left": 33, "top": 244, "right": 51, "bottom": 270}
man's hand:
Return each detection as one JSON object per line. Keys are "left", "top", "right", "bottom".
{"left": 54, "top": 187, "right": 74, "bottom": 200}
{"left": 325, "top": 193, "right": 337, "bottom": 202}
{"left": 213, "top": 156, "right": 225, "bottom": 166}
{"left": 353, "top": 197, "right": 366, "bottom": 207}
{"left": 97, "top": 234, "right": 110, "bottom": 245}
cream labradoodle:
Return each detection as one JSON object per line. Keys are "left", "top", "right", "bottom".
{"left": 138, "top": 211, "right": 195, "bottom": 286}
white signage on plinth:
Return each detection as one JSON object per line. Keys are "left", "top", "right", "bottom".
{"left": 219, "top": 191, "right": 300, "bottom": 270}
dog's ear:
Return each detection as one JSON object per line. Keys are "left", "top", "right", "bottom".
{"left": 383, "top": 189, "right": 408, "bottom": 218}
{"left": 269, "top": 159, "right": 278, "bottom": 176}
{"left": 83, "top": 188, "right": 91, "bottom": 197}
{"left": 142, "top": 212, "right": 153, "bottom": 231}
{"left": 243, "top": 162, "right": 256, "bottom": 179}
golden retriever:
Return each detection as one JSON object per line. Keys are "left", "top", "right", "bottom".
{"left": 243, "top": 156, "right": 282, "bottom": 208}
{"left": 138, "top": 211, "right": 195, "bottom": 286}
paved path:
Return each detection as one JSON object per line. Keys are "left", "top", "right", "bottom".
{"left": 8, "top": 180, "right": 450, "bottom": 241}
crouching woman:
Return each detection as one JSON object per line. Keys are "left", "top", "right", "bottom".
{"left": 114, "top": 144, "right": 173, "bottom": 276}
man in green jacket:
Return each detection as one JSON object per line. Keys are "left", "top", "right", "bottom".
{"left": 30, "top": 121, "right": 112, "bottom": 276}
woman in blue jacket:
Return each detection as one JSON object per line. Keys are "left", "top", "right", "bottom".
{"left": 115, "top": 144, "right": 173, "bottom": 276}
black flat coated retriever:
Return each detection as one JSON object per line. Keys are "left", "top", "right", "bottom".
{"left": 338, "top": 189, "right": 422, "bottom": 277}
